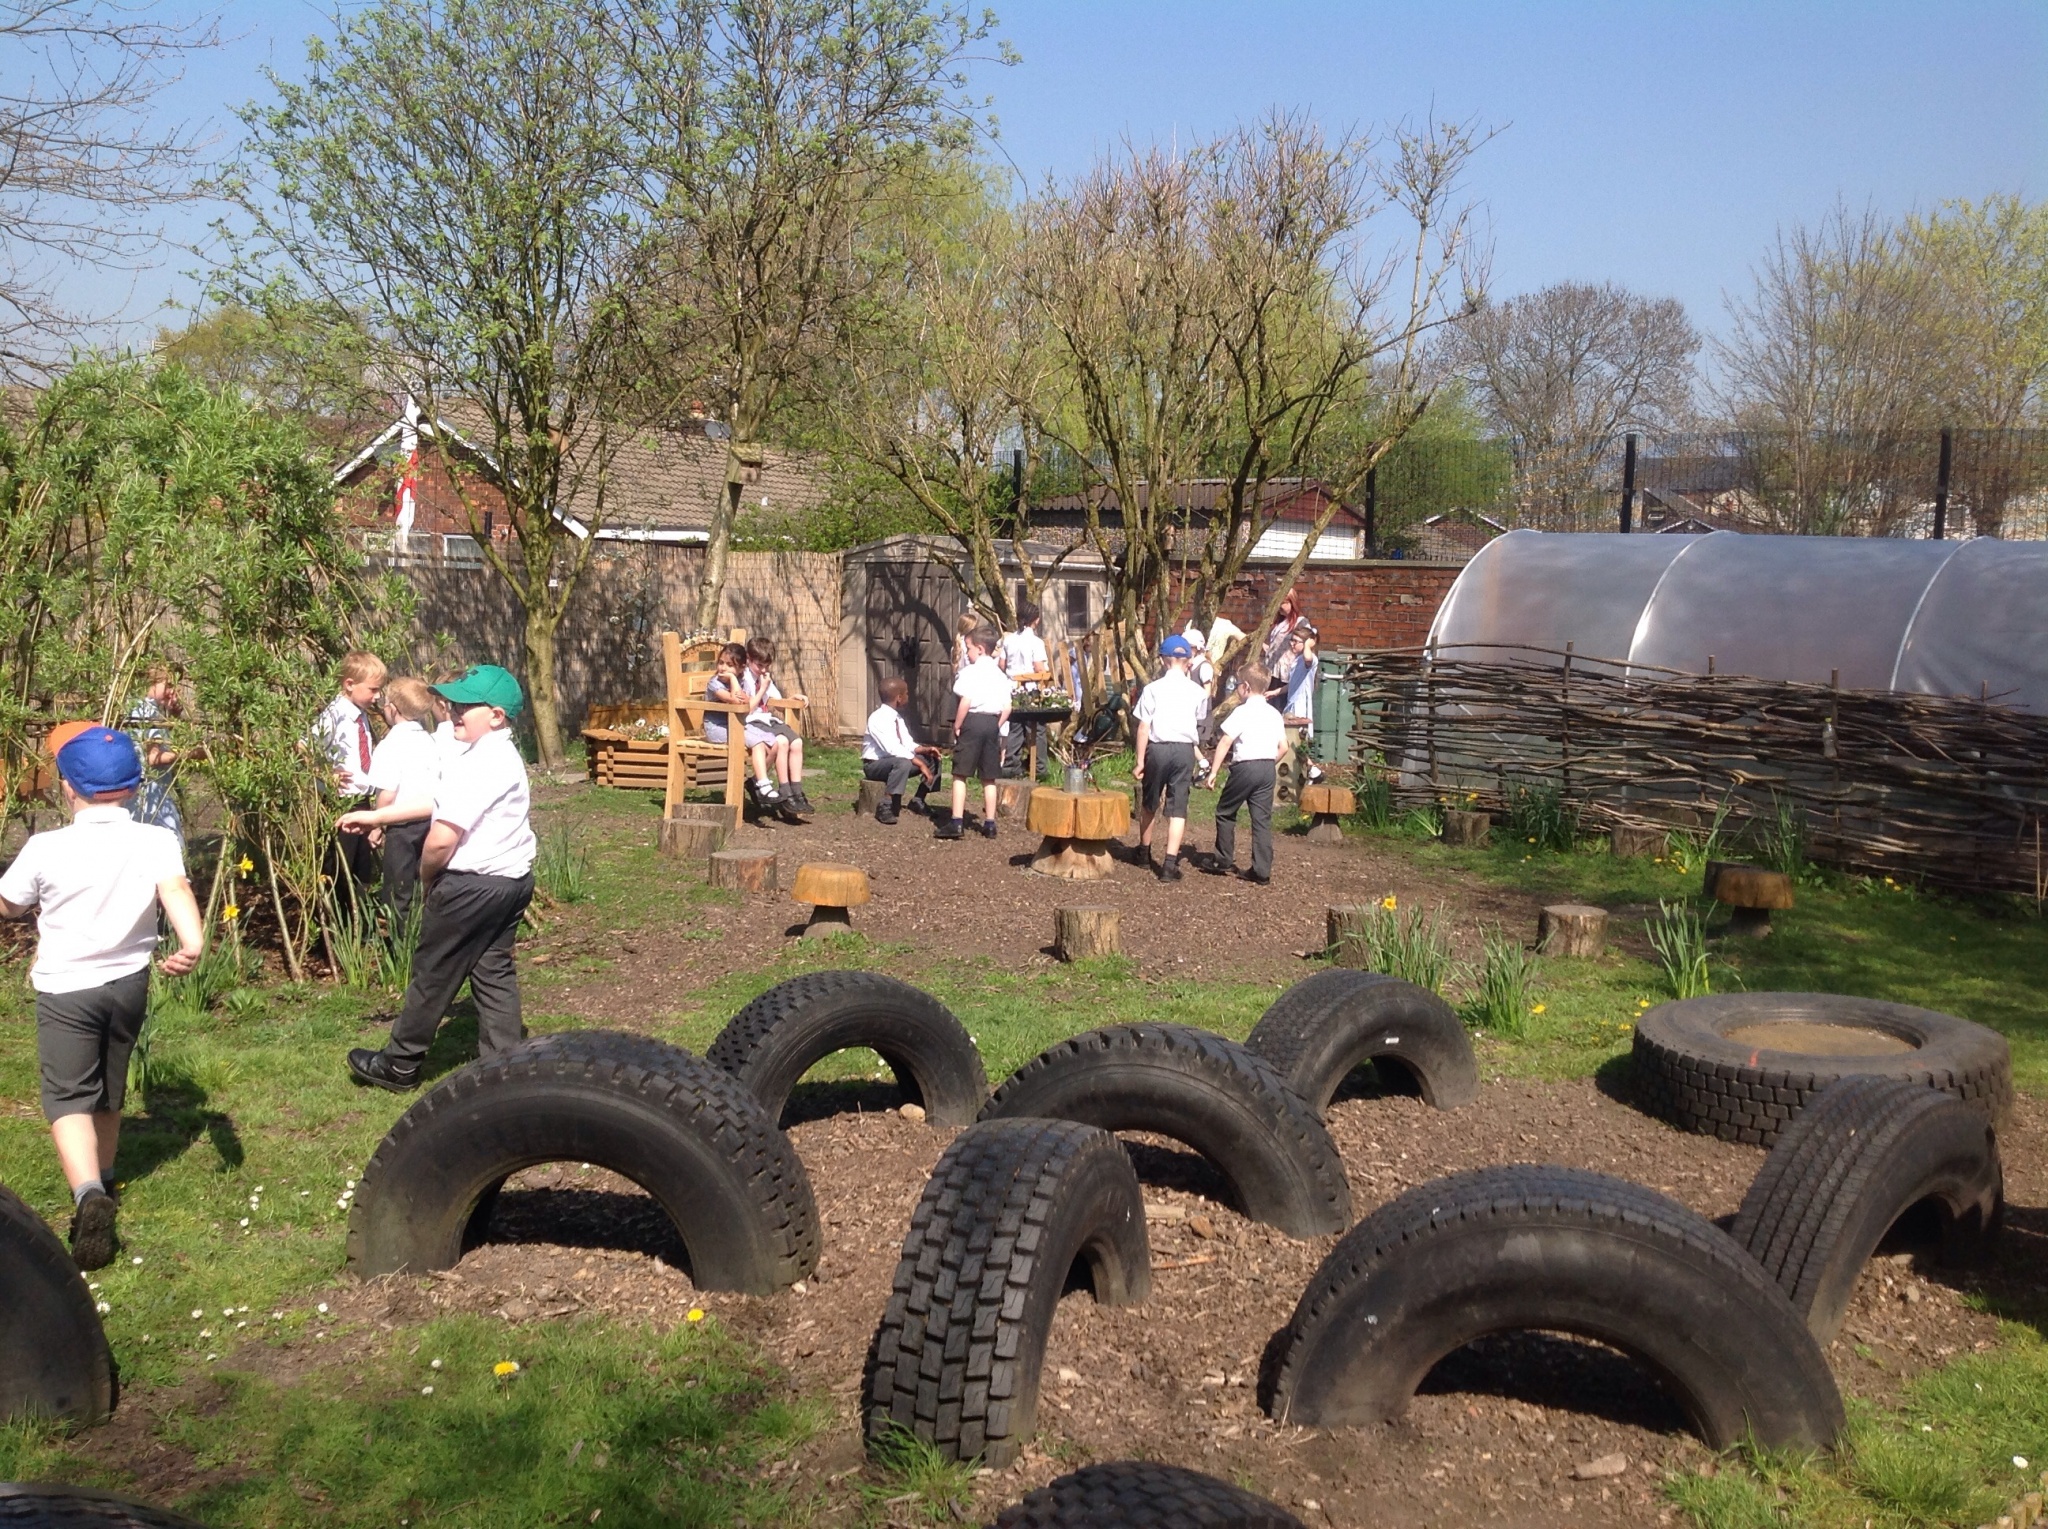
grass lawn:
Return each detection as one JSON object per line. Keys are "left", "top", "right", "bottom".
{"left": 0, "top": 747, "right": 2044, "bottom": 1526}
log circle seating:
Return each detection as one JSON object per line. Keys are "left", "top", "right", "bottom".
{"left": 1705, "top": 860, "right": 1795, "bottom": 935}
{"left": 1026, "top": 788, "right": 1130, "bottom": 880}
{"left": 791, "top": 861, "right": 870, "bottom": 937}
{"left": 1298, "top": 784, "right": 1354, "bottom": 845}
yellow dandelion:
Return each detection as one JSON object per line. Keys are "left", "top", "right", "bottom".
{"left": 1527, "top": 836, "right": 1537, "bottom": 844}
{"left": 1531, "top": 1003, "right": 1547, "bottom": 1014}
{"left": 1379, "top": 895, "right": 1397, "bottom": 911}
{"left": 222, "top": 904, "right": 240, "bottom": 922}
{"left": 686, "top": 1308, "right": 705, "bottom": 1323}
{"left": 493, "top": 1360, "right": 520, "bottom": 1376}
{"left": 236, "top": 856, "right": 254, "bottom": 874}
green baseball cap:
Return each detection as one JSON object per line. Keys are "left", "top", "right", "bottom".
{"left": 434, "top": 664, "right": 526, "bottom": 717}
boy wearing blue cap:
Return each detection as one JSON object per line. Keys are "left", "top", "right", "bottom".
{"left": 0, "top": 727, "right": 204, "bottom": 1269}
{"left": 1131, "top": 635, "right": 1208, "bottom": 881}
{"left": 339, "top": 664, "right": 536, "bottom": 1091}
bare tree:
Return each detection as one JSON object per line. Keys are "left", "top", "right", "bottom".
{"left": 1715, "top": 206, "right": 1937, "bottom": 534}
{"left": 1452, "top": 280, "right": 1697, "bottom": 527}
{"left": 607, "top": 0, "right": 1001, "bottom": 632}
{"left": 0, "top": 0, "right": 217, "bottom": 372}
{"left": 1020, "top": 113, "right": 1487, "bottom": 675}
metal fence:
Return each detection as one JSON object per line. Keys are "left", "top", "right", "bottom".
{"left": 1364, "top": 428, "right": 2048, "bottom": 546}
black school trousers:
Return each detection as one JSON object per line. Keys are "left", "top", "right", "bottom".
{"left": 382, "top": 818, "right": 430, "bottom": 934}
{"left": 385, "top": 869, "right": 534, "bottom": 1066}
{"left": 1214, "top": 759, "right": 1276, "bottom": 879}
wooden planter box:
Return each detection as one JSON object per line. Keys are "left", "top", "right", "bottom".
{"left": 583, "top": 729, "right": 668, "bottom": 790}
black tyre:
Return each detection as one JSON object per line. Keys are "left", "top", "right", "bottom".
{"left": 1266, "top": 1165, "right": 1843, "bottom": 1450}
{"left": 988, "top": 1461, "right": 1305, "bottom": 1528}
{"left": 347, "top": 1031, "right": 819, "bottom": 1294}
{"left": 0, "top": 1484, "right": 204, "bottom": 1526}
{"left": 0, "top": 1184, "right": 115, "bottom": 1426}
{"left": 1732, "top": 1075, "right": 2002, "bottom": 1342}
{"left": 1633, "top": 993, "right": 2011, "bottom": 1146}
{"left": 1244, "top": 970, "right": 1478, "bottom": 1115}
{"left": 981, "top": 1025, "right": 1351, "bottom": 1238}
{"left": 864, "top": 1118, "right": 1149, "bottom": 1468}
{"left": 707, "top": 972, "right": 988, "bottom": 1126}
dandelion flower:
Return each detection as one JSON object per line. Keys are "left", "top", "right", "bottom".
{"left": 1531, "top": 1004, "right": 1547, "bottom": 1014}
{"left": 686, "top": 1309, "right": 705, "bottom": 1324}
{"left": 236, "top": 856, "right": 254, "bottom": 874}
{"left": 494, "top": 1360, "right": 521, "bottom": 1376}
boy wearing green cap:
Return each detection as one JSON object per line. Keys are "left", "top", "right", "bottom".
{"left": 0, "top": 726, "right": 205, "bottom": 1269}
{"left": 340, "top": 664, "right": 536, "bottom": 1091}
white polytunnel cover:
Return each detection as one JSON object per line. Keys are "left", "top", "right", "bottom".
{"left": 1425, "top": 530, "right": 2048, "bottom": 713}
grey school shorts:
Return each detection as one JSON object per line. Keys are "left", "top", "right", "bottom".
{"left": 953, "top": 713, "right": 1004, "bottom": 784}
{"left": 1141, "top": 741, "right": 1197, "bottom": 818}
{"left": 36, "top": 966, "right": 150, "bottom": 1120}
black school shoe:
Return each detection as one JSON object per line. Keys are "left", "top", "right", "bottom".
{"left": 875, "top": 801, "right": 900, "bottom": 824}
{"left": 1196, "top": 852, "right": 1230, "bottom": 876}
{"left": 934, "top": 816, "right": 964, "bottom": 840}
{"left": 68, "top": 1188, "right": 118, "bottom": 1271}
{"left": 348, "top": 1048, "right": 421, "bottom": 1092}
{"left": 1158, "top": 854, "right": 1183, "bottom": 882}
{"left": 981, "top": 818, "right": 998, "bottom": 839}
{"left": 1237, "top": 868, "right": 1272, "bottom": 885}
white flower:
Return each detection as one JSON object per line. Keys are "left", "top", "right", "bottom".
{"left": 239, "top": 1219, "right": 249, "bottom": 1228}
{"left": 95, "top": 1301, "right": 110, "bottom": 1314}
{"left": 191, "top": 1309, "right": 203, "bottom": 1319}
{"left": 2018, "top": 1456, "right": 2031, "bottom": 1470}
{"left": 420, "top": 1385, "right": 434, "bottom": 1396}
{"left": 206, "top": 1353, "right": 217, "bottom": 1362}
{"left": 222, "top": 1309, "right": 233, "bottom": 1317}
{"left": 316, "top": 1302, "right": 329, "bottom": 1314}
{"left": 131, "top": 1257, "right": 142, "bottom": 1266}
{"left": 200, "top": 1329, "right": 212, "bottom": 1338}
{"left": 430, "top": 1359, "right": 443, "bottom": 1370}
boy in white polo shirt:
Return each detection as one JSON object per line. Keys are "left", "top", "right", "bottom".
{"left": 937, "top": 627, "right": 1011, "bottom": 840}
{"left": 1200, "top": 665, "right": 1285, "bottom": 884}
{"left": 342, "top": 664, "right": 536, "bottom": 1091}
{"left": 1131, "top": 634, "right": 1208, "bottom": 881}
{"left": 0, "top": 726, "right": 204, "bottom": 1269}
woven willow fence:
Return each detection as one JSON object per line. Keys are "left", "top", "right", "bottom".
{"left": 1344, "top": 644, "right": 2048, "bottom": 898}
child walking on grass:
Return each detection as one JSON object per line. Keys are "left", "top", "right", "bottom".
{"left": 341, "top": 665, "right": 535, "bottom": 1092}
{"left": 0, "top": 727, "right": 204, "bottom": 1269}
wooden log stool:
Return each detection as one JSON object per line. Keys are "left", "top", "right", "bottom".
{"left": 1325, "top": 904, "right": 1378, "bottom": 968}
{"left": 854, "top": 778, "right": 889, "bottom": 816}
{"left": 1705, "top": 861, "right": 1794, "bottom": 936}
{"left": 1299, "top": 783, "right": 1356, "bottom": 845}
{"left": 1054, "top": 905, "right": 1121, "bottom": 962}
{"left": 660, "top": 801, "right": 740, "bottom": 860}
{"left": 792, "top": 861, "right": 870, "bottom": 938}
{"left": 1442, "top": 809, "right": 1490, "bottom": 847}
{"left": 1026, "top": 788, "right": 1131, "bottom": 881}
{"left": 1537, "top": 903, "right": 1608, "bottom": 957}
{"left": 995, "top": 778, "right": 1034, "bottom": 819}
{"left": 1610, "top": 823, "right": 1665, "bottom": 859}
{"left": 709, "top": 848, "right": 777, "bottom": 893}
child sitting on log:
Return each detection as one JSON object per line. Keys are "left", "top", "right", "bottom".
{"left": 861, "top": 676, "right": 940, "bottom": 824}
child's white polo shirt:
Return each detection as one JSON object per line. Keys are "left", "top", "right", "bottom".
{"left": 0, "top": 806, "right": 184, "bottom": 993}
{"left": 1133, "top": 669, "right": 1209, "bottom": 744}
{"left": 367, "top": 718, "right": 441, "bottom": 805}
{"left": 953, "top": 656, "right": 1013, "bottom": 715}
{"left": 1221, "top": 694, "right": 1287, "bottom": 762}
{"left": 435, "top": 728, "right": 537, "bottom": 878}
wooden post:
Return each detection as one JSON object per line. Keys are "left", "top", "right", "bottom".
{"left": 1326, "top": 905, "right": 1378, "bottom": 967}
{"left": 709, "top": 848, "right": 777, "bottom": 893}
{"left": 1054, "top": 905, "right": 1122, "bottom": 962}
{"left": 855, "top": 778, "right": 889, "bottom": 816}
{"left": 1536, "top": 904, "right": 1607, "bottom": 957}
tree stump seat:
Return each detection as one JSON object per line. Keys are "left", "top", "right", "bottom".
{"left": 1299, "top": 784, "right": 1356, "bottom": 845}
{"left": 995, "top": 778, "right": 1034, "bottom": 819}
{"left": 793, "top": 860, "right": 871, "bottom": 937}
{"left": 1026, "top": 788, "right": 1130, "bottom": 880}
{"left": 1054, "top": 905, "right": 1121, "bottom": 961}
{"left": 709, "top": 848, "right": 777, "bottom": 893}
{"left": 1705, "top": 860, "right": 1794, "bottom": 936}
{"left": 1442, "top": 809, "right": 1490, "bottom": 847}
{"left": 855, "top": 778, "right": 889, "bottom": 816}
{"left": 660, "top": 801, "right": 740, "bottom": 860}
{"left": 1537, "top": 903, "right": 1608, "bottom": 957}
{"left": 1610, "top": 823, "right": 1665, "bottom": 859}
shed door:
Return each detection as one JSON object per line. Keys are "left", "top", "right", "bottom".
{"left": 864, "top": 561, "right": 963, "bottom": 742}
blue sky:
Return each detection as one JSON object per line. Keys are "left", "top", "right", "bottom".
{"left": 44, "top": 0, "right": 2048, "bottom": 350}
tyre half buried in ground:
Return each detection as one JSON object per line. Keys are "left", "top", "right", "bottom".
{"left": 0, "top": 1182, "right": 116, "bottom": 1426}
{"left": 864, "top": 1118, "right": 1150, "bottom": 1468}
{"left": 1265, "top": 1165, "right": 1844, "bottom": 1451}
{"left": 347, "top": 1031, "right": 819, "bottom": 1294}
{"left": 0, "top": 1484, "right": 206, "bottom": 1527}
{"left": 986, "top": 1461, "right": 1305, "bottom": 1528}
{"left": 706, "top": 970, "right": 988, "bottom": 1126}
{"left": 1732, "top": 1074, "right": 2002, "bottom": 1342}
{"left": 980, "top": 1024, "right": 1351, "bottom": 1238}
{"left": 1632, "top": 992, "right": 2011, "bottom": 1146}
{"left": 1243, "top": 969, "right": 1479, "bottom": 1116}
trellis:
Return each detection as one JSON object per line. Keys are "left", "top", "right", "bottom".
{"left": 1345, "top": 644, "right": 2048, "bottom": 898}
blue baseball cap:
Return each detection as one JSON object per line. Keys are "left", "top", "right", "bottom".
{"left": 1160, "top": 635, "right": 1194, "bottom": 659}
{"left": 56, "top": 727, "right": 142, "bottom": 797}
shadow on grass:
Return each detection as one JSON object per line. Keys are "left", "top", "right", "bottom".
{"left": 119, "top": 1069, "right": 244, "bottom": 1185}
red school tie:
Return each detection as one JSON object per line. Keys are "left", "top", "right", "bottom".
{"left": 356, "top": 713, "right": 372, "bottom": 774}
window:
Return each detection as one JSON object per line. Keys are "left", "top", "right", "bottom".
{"left": 1065, "top": 580, "right": 1091, "bottom": 635}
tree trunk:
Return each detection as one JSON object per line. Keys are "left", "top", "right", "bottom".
{"left": 694, "top": 477, "right": 739, "bottom": 632}
{"left": 522, "top": 603, "right": 567, "bottom": 770}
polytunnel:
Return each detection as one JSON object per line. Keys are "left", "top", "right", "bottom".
{"left": 1424, "top": 530, "right": 2048, "bottom": 713}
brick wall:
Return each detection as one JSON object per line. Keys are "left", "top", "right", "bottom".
{"left": 1218, "top": 561, "right": 1460, "bottom": 652}
{"left": 383, "top": 546, "right": 844, "bottom": 740}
